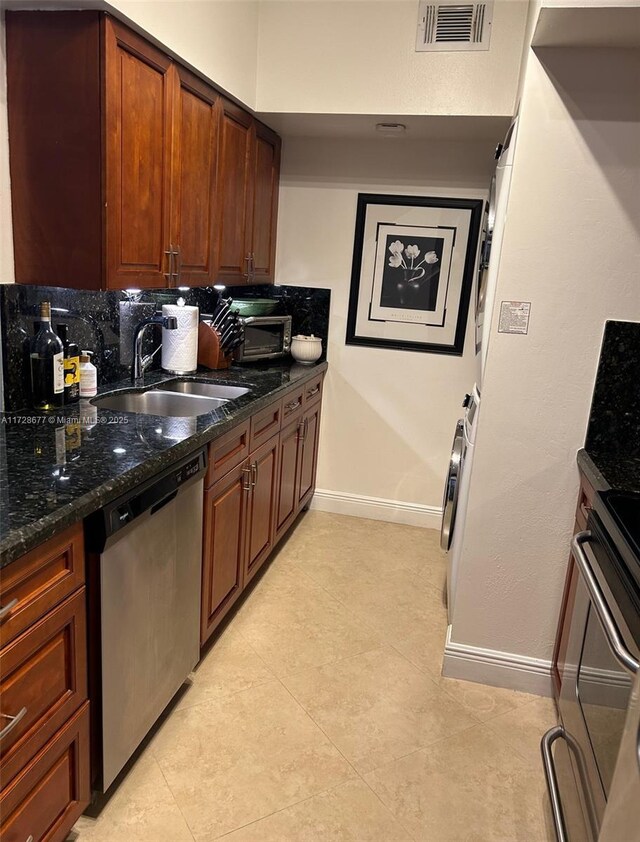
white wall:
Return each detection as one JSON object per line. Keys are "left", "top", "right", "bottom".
{"left": 276, "top": 136, "right": 492, "bottom": 524}
{"left": 257, "top": 0, "right": 530, "bottom": 116}
{"left": 445, "top": 43, "right": 640, "bottom": 692}
{"left": 108, "top": 0, "right": 259, "bottom": 108}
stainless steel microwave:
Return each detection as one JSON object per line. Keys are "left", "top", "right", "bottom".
{"left": 234, "top": 315, "right": 292, "bottom": 362}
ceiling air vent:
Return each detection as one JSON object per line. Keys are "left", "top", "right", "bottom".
{"left": 416, "top": 1, "right": 493, "bottom": 52}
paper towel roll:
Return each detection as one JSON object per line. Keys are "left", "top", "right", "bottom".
{"left": 161, "top": 304, "right": 199, "bottom": 374}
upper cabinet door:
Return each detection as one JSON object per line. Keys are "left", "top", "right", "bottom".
{"left": 251, "top": 122, "right": 281, "bottom": 284}
{"left": 215, "top": 100, "right": 254, "bottom": 284}
{"left": 171, "top": 68, "right": 219, "bottom": 287}
{"left": 103, "top": 18, "right": 173, "bottom": 289}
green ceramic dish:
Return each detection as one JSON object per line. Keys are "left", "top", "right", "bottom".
{"left": 231, "top": 298, "right": 279, "bottom": 317}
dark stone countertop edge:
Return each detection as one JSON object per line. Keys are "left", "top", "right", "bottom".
{"left": 577, "top": 449, "right": 611, "bottom": 494}
{"left": 0, "top": 361, "right": 328, "bottom": 567}
{"left": 577, "top": 448, "right": 640, "bottom": 496}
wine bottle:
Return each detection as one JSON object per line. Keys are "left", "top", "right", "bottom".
{"left": 56, "top": 323, "right": 80, "bottom": 404}
{"left": 30, "top": 302, "right": 64, "bottom": 410}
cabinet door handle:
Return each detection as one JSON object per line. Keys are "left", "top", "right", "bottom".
{"left": 0, "top": 707, "right": 27, "bottom": 741}
{"left": 285, "top": 398, "right": 301, "bottom": 413}
{"left": 306, "top": 385, "right": 320, "bottom": 399}
{"left": 572, "top": 532, "right": 640, "bottom": 674}
{"left": 172, "top": 245, "right": 182, "bottom": 286}
{"left": 302, "top": 417, "right": 309, "bottom": 442}
{"left": 250, "top": 252, "right": 256, "bottom": 279}
{"left": 242, "top": 465, "right": 252, "bottom": 491}
{"left": 164, "top": 247, "right": 174, "bottom": 284}
{"left": 251, "top": 461, "right": 258, "bottom": 488}
{"left": 0, "top": 598, "right": 18, "bottom": 622}
{"left": 244, "top": 255, "right": 252, "bottom": 280}
{"left": 297, "top": 420, "right": 304, "bottom": 441}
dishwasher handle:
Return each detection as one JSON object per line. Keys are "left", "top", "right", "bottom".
{"left": 150, "top": 490, "right": 178, "bottom": 516}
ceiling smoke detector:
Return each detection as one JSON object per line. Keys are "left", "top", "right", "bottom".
{"left": 375, "top": 123, "right": 407, "bottom": 136}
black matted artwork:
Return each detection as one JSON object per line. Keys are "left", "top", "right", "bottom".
{"left": 346, "top": 194, "right": 484, "bottom": 356}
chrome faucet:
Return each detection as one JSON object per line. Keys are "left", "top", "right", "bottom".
{"left": 132, "top": 314, "right": 178, "bottom": 382}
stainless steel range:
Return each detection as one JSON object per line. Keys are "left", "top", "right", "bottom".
{"left": 542, "top": 490, "right": 640, "bottom": 841}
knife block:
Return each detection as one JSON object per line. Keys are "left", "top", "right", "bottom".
{"left": 197, "top": 322, "right": 232, "bottom": 370}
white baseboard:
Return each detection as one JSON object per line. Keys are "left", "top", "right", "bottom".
{"left": 442, "top": 625, "right": 554, "bottom": 697}
{"left": 309, "top": 489, "right": 442, "bottom": 529}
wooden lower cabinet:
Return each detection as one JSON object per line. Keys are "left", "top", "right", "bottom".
{"left": 0, "top": 525, "right": 90, "bottom": 842}
{"left": 244, "top": 436, "right": 278, "bottom": 587}
{"left": 0, "top": 590, "right": 87, "bottom": 787}
{"left": 201, "top": 436, "right": 279, "bottom": 644}
{"left": 275, "top": 399, "right": 322, "bottom": 542}
{"left": 298, "top": 401, "right": 321, "bottom": 507}
{"left": 201, "top": 462, "right": 248, "bottom": 644}
{"left": 201, "top": 374, "right": 324, "bottom": 644}
{"left": 0, "top": 702, "right": 90, "bottom": 842}
{"left": 275, "top": 417, "right": 303, "bottom": 539}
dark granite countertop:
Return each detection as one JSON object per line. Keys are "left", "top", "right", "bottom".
{"left": 577, "top": 448, "right": 640, "bottom": 496}
{"left": 0, "top": 360, "right": 327, "bottom": 567}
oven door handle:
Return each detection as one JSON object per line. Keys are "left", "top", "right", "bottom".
{"left": 541, "top": 726, "right": 569, "bottom": 842}
{"left": 572, "top": 531, "right": 640, "bottom": 674}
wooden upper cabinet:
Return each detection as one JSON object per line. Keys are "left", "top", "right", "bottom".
{"left": 6, "top": 11, "right": 280, "bottom": 290}
{"left": 251, "top": 122, "right": 281, "bottom": 283}
{"left": 215, "top": 104, "right": 282, "bottom": 286}
{"left": 104, "top": 18, "right": 174, "bottom": 289}
{"left": 171, "top": 67, "right": 219, "bottom": 287}
{"left": 215, "top": 99, "right": 254, "bottom": 284}
{"left": 6, "top": 11, "right": 103, "bottom": 288}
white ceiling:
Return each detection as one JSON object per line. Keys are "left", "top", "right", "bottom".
{"left": 256, "top": 113, "right": 512, "bottom": 142}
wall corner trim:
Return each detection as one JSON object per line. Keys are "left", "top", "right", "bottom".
{"left": 442, "top": 625, "right": 554, "bottom": 697}
{"left": 310, "top": 489, "right": 442, "bottom": 530}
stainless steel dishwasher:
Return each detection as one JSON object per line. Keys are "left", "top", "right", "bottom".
{"left": 86, "top": 447, "right": 206, "bottom": 795}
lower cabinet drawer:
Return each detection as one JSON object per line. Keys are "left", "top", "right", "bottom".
{"left": 302, "top": 374, "right": 323, "bottom": 407}
{"left": 0, "top": 589, "right": 87, "bottom": 786}
{"left": 0, "top": 522, "right": 84, "bottom": 649}
{"left": 281, "top": 387, "right": 304, "bottom": 423}
{"left": 0, "top": 701, "right": 90, "bottom": 842}
{"left": 250, "top": 399, "right": 282, "bottom": 450}
{"left": 205, "top": 420, "right": 251, "bottom": 488}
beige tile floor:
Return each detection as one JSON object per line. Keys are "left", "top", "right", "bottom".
{"left": 72, "top": 511, "right": 557, "bottom": 841}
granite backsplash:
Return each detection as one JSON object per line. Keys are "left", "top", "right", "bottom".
{"left": 0, "top": 283, "right": 330, "bottom": 411}
{"left": 585, "top": 320, "right": 640, "bottom": 460}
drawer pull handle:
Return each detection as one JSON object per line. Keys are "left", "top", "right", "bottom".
{"left": 0, "top": 706, "right": 27, "bottom": 741}
{"left": 285, "top": 399, "right": 301, "bottom": 412}
{"left": 26, "top": 836, "right": 34, "bottom": 842}
{"left": 307, "top": 385, "right": 320, "bottom": 398}
{"left": 0, "top": 598, "right": 18, "bottom": 621}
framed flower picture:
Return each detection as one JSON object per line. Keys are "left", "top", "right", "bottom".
{"left": 345, "top": 194, "right": 484, "bottom": 356}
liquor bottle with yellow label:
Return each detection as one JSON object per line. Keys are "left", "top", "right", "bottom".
{"left": 56, "top": 323, "right": 80, "bottom": 404}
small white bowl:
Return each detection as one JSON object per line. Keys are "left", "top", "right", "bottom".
{"left": 291, "top": 334, "right": 322, "bottom": 364}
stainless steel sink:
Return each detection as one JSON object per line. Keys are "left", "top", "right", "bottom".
{"left": 156, "top": 381, "right": 250, "bottom": 400}
{"left": 92, "top": 390, "right": 228, "bottom": 417}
